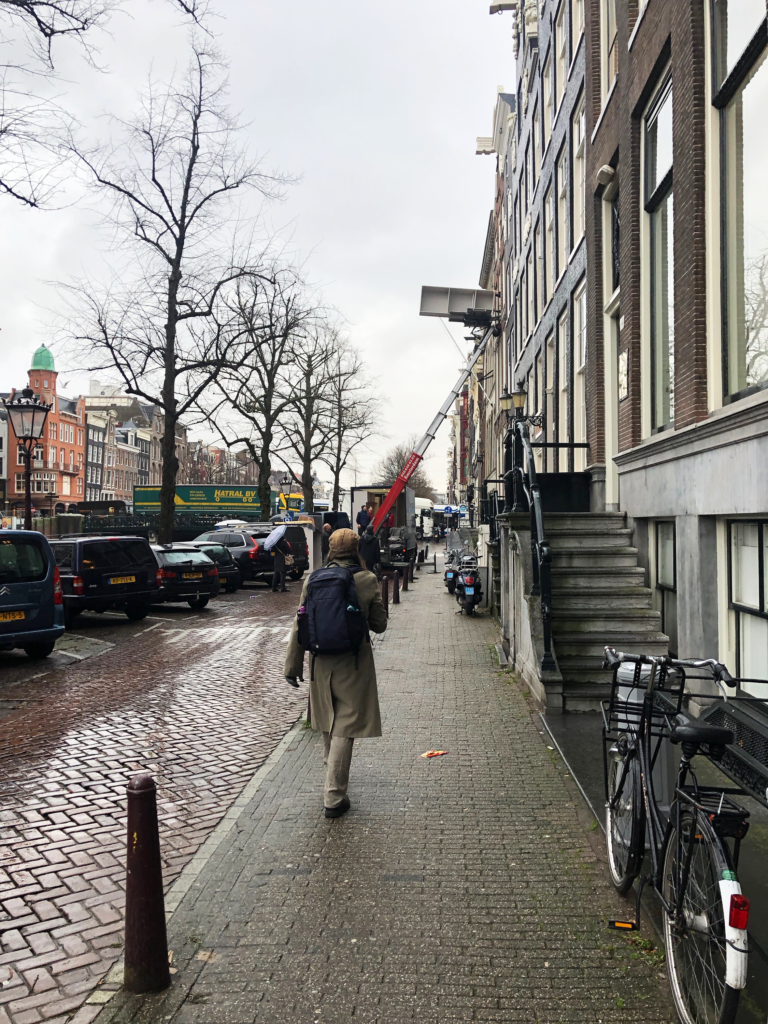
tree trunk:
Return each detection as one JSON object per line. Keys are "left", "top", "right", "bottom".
{"left": 158, "top": 409, "right": 178, "bottom": 543}
{"left": 258, "top": 443, "right": 272, "bottom": 521}
{"left": 302, "top": 456, "right": 314, "bottom": 513}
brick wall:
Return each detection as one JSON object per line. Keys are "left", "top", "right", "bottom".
{"left": 586, "top": 0, "right": 708, "bottom": 457}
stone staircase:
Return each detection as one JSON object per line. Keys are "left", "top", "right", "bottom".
{"left": 546, "top": 512, "right": 668, "bottom": 711}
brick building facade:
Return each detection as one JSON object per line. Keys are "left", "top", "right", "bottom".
{"left": 585, "top": 0, "right": 768, "bottom": 682}
{"left": 8, "top": 345, "right": 86, "bottom": 513}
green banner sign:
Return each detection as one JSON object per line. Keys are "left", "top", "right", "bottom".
{"left": 133, "top": 485, "right": 273, "bottom": 514}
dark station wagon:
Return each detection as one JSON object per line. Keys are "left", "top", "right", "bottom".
{"left": 0, "top": 531, "right": 65, "bottom": 659}
{"left": 50, "top": 536, "right": 161, "bottom": 629}
{"left": 194, "top": 525, "right": 309, "bottom": 584}
{"left": 152, "top": 544, "right": 220, "bottom": 609}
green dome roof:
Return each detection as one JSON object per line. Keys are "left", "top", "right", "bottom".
{"left": 30, "top": 344, "right": 55, "bottom": 372}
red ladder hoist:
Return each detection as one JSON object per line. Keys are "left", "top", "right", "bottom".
{"left": 370, "top": 325, "right": 494, "bottom": 534}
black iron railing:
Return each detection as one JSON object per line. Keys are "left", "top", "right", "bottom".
{"left": 510, "top": 420, "right": 556, "bottom": 672}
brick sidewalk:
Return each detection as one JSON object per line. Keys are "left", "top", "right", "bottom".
{"left": 93, "top": 571, "right": 674, "bottom": 1024}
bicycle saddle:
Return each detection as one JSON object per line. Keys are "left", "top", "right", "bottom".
{"left": 670, "top": 716, "right": 733, "bottom": 747}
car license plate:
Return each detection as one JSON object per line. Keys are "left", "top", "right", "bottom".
{"left": 0, "top": 610, "right": 25, "bottom": 622}
{"left": 465, "top": 587, "right": 474, "bottom": 595}
{"left": 109, "top": 576, "right": 136, "bottom": 585}
{"left": 183, "top": 573, "right": 203, "bottom": 580}
{"left": 446, "top": 572, "right": 454, "bottom": 578}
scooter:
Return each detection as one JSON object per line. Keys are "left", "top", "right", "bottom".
{"left": 455, "top": 556, "right": 482, "bottom": 616}
{"left": 444, "top": 552, "right": 458, "bottom": 595}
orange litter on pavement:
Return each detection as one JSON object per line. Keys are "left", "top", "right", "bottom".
{"left": 421, "top": 750, "right": 449, "bottom": 758}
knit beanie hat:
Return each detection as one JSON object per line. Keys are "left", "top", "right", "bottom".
{"left": 327, "top": 528, "right": 361, "bottom": 562}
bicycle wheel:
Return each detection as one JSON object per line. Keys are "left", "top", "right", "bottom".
{"left": 662, "top": 809, "right": 741, "bottom": 1024}
{"left": 605, "top": 746, "right": 643, "bottom": 894}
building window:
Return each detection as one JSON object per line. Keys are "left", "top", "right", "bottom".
{"left": 534, "top": 224, "right": 542, "bottom": 323}
{"left": 656, "top": 521, "right": 678, "bottom": 657}
{"left": 544, "top": 186, "right": 554, "bottom": 305}
{"left": 558, "top": 311, "right": 569, "bottom": 471}
{"left": 556, "top": 2, "right": 567, "bottom": 109}
{"left": 729, "top": 520, "right": 768, "bottom": 697}
{"left": 571, "top": 0, "right": 584, "bottom": 47}
{"left": 604, "top": 0, "right": 618, "bottom": 99}
{"left": 528, "top": 249, "right": 535, "bottom": 334}
{"left": 532, "top": 102, "right": 540, "bottom": 189}
{"left": 645, "top": 77, "right": 674, "bottom": 429}
{"left": 611, "top": 189, "right": 621, "bottom": 292}
{"left": 557, "top": 146, "right": 568, "bottom": 277}
{"left": 715, "top": 2, "right": 768, "bottom": 399}
{"left": 543, "top": 55, "right": 552, "bottom": 146}
{"left": 573, "top": 280, "right": 587, "bottom": 468}
{"left": 572, "top": 94, "right": 586, "bottom": 245}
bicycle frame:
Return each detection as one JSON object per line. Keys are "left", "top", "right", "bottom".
{"left": 602, "top": 648, "right": 753, "bottom": 992}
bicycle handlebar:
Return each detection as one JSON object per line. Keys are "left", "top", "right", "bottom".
{"left": 603, "top": 646, "right": 734, "bottom": 685}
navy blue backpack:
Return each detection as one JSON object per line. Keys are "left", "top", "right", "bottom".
{"left": 297, "top": 566, "right": 368, "bottom": 669}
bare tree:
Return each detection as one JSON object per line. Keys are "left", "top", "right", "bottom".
{"left": 375, "top": 435, "right": 437, "bottom": 501}
{"left": 201, "top": 270, "right": 319, "bottom": 521}
{"left": 279, "top": 326, "right": 338, "bottom": 515}
{"left": 0, "top": 0, "right": 205, "bottom": 206}
{"left": 59, "top": 44, "right": 288, "bottom": 540}
{"left": 320, "top": 340, "right": 380, "bottom": 510}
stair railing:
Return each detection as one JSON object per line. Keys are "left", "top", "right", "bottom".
{"left": 509, "top": 419, "right": 556, "bottom": 672}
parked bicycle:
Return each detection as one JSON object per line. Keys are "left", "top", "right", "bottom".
{"left": 602, "top": 646, "right": 754, "bottom": 1024}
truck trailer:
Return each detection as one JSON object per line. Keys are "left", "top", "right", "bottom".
{"left": 350, "top": 485, "right": 417, "bottom": 566}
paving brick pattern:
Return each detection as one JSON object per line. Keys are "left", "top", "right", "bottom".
{"left": 0, "top": 601, "right": 305, "bottom": 1024}
{"left": 95, "top": 571, "right": 674, "bottom": 1024}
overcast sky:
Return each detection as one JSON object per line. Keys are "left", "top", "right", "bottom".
{"left": 0, "top": 0, "right": 511, "bottom": 493}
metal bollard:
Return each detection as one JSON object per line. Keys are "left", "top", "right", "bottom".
{"left": 417, "top": 549, "right": 424, "bottom": 564}
{"left": 402, "top": 567, "right": 409, "bottom": 592}
{"left": 425, "top": 544, "right": 429, "bottom": 558}
{"left": 393, "top": 569, "right": 400, "bottom": 604}
{"left": 432, "top": 553, "right": 437, "bottom": 574}
{"left": 123, "top": 776, "right": 170, "bottom": 994}
{"left": 381, "top": 575, "right": 389, "bottom": 615}
{"left": 409, "top": 559, "right": 415, "bottom": 583}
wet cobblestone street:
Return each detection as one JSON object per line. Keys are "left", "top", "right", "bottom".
{"left": 0, "top": 588, "right": 305, "bottom": 1024}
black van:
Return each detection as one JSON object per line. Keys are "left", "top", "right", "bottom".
{"left": 50, "top": 536, "right": 160, "bottom": 629}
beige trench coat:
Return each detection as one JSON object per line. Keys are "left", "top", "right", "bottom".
{"left": 284, "top": 558, "right": 388, "bottom": 738}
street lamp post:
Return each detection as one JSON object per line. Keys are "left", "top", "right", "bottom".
{"left": 280, "top": 474, "right": 291, "bottom": 517}
{"left": 510, "top": 382, "right": 528, "bottom": 513}
{"left": 4, "top": 388, "right": 51, "bottom": 531}
{"left": 500, "top": 387, "right": 514, "bottom": 512}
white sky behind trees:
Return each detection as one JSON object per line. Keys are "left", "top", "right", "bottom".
{"left": 0, "top": 0, "right": 510, "bottom": 494}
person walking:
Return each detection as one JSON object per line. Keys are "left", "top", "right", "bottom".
{"left": 284, "top": 529, "right": 387, "bottom": 818}
{"left": 271, "top": 534, "right": 292, "bottom": 592}
{"left": 321, "top": 522, "right": 332, "bottom": 562}
{"left": 355, "top": 504, "right": 370, "bottom": 536}
{"left": 359, "top": 524, "right": 381, "bottom": 575}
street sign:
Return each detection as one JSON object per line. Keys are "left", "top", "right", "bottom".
{"left": 460, "top": 504, "right": 467, "bottom": 513}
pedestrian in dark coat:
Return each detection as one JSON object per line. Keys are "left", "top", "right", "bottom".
{"left": 321, "top": 523, "right": 332, "bottom": 562}
{"left": 356, "top": 505, "right": 371, "bottom": 536}
{"left": 271, "top": 536, "right": 291, "bottom": 592}
{"left": 284, "top": 529, "right": 387, "bottom": 818}
{"left": 359, "top": 525, "right": 381, "bottom": 574}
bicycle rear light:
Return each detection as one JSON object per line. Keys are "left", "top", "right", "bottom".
{"left": 729, "top": 894, "right": 750, "bottom": 930}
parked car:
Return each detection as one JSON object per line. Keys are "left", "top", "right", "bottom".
{"left": 0, "top": 530, "right": 65, "bottom": 660}
{"left": 188, "top": 541, "right": 241, "bottom": 593}
{"left": 193, "top": 525, "right": 310, "bottom": 583}
{"left": 49, "top": 535, "right": 160, "bottom": 629}
{"left": 151, "top": 544, "right": 220, "bottom": 609}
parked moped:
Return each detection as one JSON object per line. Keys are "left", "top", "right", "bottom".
{"left": 455, "top": 556, "right": 482, "bottom": 616}
{"left": 443, "top": 552, "right": 458, "bottom": 595}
